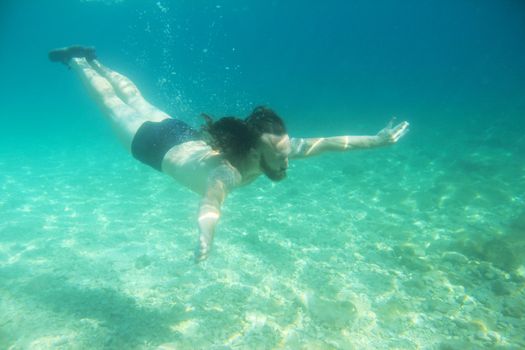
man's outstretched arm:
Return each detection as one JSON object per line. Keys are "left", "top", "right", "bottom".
{"left": 195, "top": 164, "right": 241, "bottom": 262}
{"left": 289, "top": 119, "right": 409, "bottom": 159}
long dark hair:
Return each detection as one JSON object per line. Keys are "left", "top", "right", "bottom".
{"left": 202, "top": 106, "right": 286, "bottom": 167}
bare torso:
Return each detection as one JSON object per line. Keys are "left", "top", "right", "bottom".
{"left": 161, "top": 140, "right": 248, "bottom": 195}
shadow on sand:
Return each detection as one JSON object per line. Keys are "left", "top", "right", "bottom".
{"left": 8, "top": 271, "right": 186, "bottom": 348}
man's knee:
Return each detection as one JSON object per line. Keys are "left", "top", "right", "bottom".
{"left": 93, "top": 76, "right": 115, "bottom": 96}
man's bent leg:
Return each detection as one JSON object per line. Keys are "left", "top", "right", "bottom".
{"left": 90, "top": 60, "right": 171, "bottom": 123}
{"left": 70, "top": 58, "right": 143, "bottom": 152}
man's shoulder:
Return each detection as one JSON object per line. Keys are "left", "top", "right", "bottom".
{"left": 289, "top": 137, "right": 307, "bottom": 158}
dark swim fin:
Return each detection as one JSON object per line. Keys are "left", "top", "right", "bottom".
{"left": 48, "top": 46, "right": 97, "bottom": 67}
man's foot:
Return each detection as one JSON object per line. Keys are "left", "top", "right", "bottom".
{"left": 48, "top": 46, "right": 97, "bottom": 66}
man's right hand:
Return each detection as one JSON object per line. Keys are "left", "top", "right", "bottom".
{"left": 195, "top": 236, "right": 212, "bottom": 263}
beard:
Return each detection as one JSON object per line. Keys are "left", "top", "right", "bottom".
{"left": 260, "top": 155, "right": 286, "bottom": 182}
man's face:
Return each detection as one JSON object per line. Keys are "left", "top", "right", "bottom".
{"left": 259, "top": 133, "right": 291, "bottom": 182}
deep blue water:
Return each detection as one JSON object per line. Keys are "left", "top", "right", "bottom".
{"left": 2, "top": 0, "right": 525, "bottom": 133}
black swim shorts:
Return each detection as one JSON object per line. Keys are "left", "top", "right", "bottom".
{"left": 131, "top": 118, "right": 199, "bottom": 171}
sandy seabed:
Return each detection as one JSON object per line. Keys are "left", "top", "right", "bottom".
{"left": 1, "top": 124, "right": 524, "bottom": 349}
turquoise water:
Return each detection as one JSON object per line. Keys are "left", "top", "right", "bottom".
{"left": 1, "top": 1, "right": 525, "bottom": 349}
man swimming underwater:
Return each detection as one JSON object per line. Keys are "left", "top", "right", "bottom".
{"left": 49, "top": 46, "right": 409, "bottom": 262}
